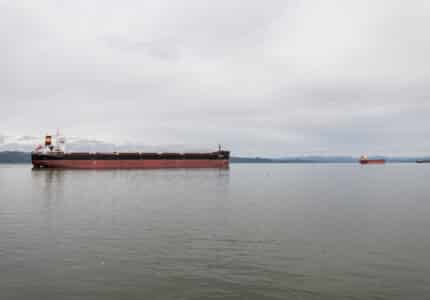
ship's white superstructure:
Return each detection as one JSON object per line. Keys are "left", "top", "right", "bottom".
{"left": 34, "top": 130, "right": 66, "bottom": 154}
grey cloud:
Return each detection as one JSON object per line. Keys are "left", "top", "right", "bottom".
{"left": 103, "top": 36, "right": 182, "bottom": 61}
{"left": 16, "top": 136, "right": 39, "bottom": 142}
{"left": 1, "top": 0, "right": 430, "bottom": 156}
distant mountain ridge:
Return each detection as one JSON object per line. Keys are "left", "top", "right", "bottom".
{"left": 1, "top": 151, "right": 429, "bottom": 164}
{"left": 0, "top": 151, "right": 31, "bottom": 163}
{"left": 230, "top": 156, "right": 426, "bottom": 163}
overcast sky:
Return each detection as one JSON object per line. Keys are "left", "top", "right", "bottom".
{"left": 2, "top": 0, "right": 430, "bottom": 156}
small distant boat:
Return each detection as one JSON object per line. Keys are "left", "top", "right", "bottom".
{"left": 416, "top": 160, "right": 430, "bottom": 163}
{"left": 359, "top": 156, "right": 385, "bottom": 164}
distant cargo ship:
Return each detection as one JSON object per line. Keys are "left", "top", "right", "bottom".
{"left": 32, "top": 133, "right": 229, "bottom": 169}
{"left": 416, "top": 160, "right": 430, "bottom": 163}
{"left": 359, "top": 155, "right": 385, "bottom": 164}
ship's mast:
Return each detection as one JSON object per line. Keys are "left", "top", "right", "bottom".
{"left": 55, "top": 129, "right": 66, "bottom": 152}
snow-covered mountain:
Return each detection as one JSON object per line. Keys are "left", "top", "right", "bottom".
{"left": 0, "top": 135, "right": 215, "bottom": 153}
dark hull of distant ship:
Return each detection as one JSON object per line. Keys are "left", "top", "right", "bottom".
{"left": 359, "top": 159, "right": 386, "bottom": 164}
{"left": 32, "top": 152, "right": 230, "bottom": 169}
{"left": 416, "top": 160, "right": 430, "bottom": 163}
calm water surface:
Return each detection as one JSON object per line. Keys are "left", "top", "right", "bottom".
{"left": 1, "top": 164, "right": 430, "bottom": 299}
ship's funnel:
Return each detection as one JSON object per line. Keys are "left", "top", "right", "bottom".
{"left": 45, "top": 135, "right": 52, "bottom": 146}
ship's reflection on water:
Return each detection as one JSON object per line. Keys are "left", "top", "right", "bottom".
{"left": 31, "top": 167, "right": 231, "bottom": 214}
{"left": 31, "top": 167, "right": 230, "bottom": 189}
{"left": 34, "top": 168, "right": 231, "bottom": 238}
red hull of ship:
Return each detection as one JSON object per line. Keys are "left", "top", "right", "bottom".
{"left": 359, "top": 159, "right": 385, "bottom": 164}
{"left": 32, "top": 159, "right": 229, "bottom": 169}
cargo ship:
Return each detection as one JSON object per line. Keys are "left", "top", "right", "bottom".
{"left": 416, "top": 160, "right": 430, "bottom": 163}
{"left": 359, "top": 155, "right": 385, "bottom": 164}
{"left": 32, "top": 133, "right": 229, "bottom": 169}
